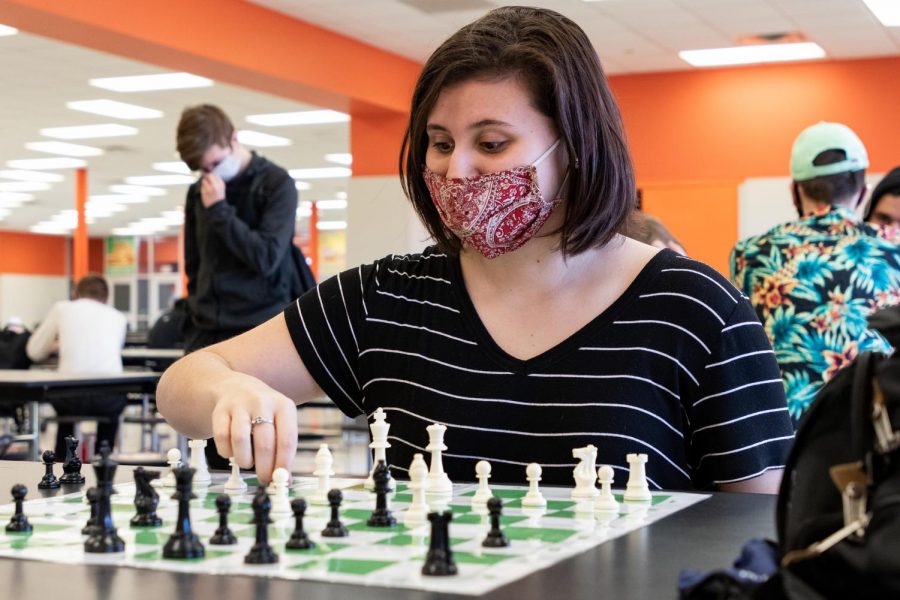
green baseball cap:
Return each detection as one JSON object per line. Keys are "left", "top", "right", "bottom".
{"left": 790, "top": 122, "right": 869, "bottom": 182}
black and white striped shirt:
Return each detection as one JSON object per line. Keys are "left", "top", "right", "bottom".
{"left": 285, "top": 247, "right": 794, "bottom": 490}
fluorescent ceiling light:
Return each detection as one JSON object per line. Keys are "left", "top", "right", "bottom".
{"left": 324, "top": 153, "right": 352, "bottom": 166}
{"left": 288, "top": 167, "right": 351, "bottom": 179}
{"left": 0, "top": 170, "right": 63, "bottom": 183}
{"left": 0, "top": 199, "right": 27, "bottom": 210}
{"left": 30, "top": 225, "right": 70, "bottom": 235}
{"left": 25, "top": 141, "right": 103, "bottom": 157}
{"left": 40, "top": 123, "right": 138, "bottom": 139}
{"left": 86, "top": 201, "right": 127, "bottom": 213}
{"left": 864, "top": 0, "right": 900, "bottom": 26}
{"left": 679, "top": 42, "right": 826, "bottom": 67}
{"left": 237, "top": 130, "right": 291, "bottom": 147}
{"left": 246, "top": 110, "right": 349, "bottom": 127}
{"left": 0, "top": 24, "right": 18, "bottom": 37}
{"left": 315, "top": 199, "right": 348, "bottom": 210}
{"left": 0, "top": 192, "right": 34, "bottom": 205}
{"left": 0, "top": 181, "right": 51, "bottom": 192}
{"left": 125, "top": 174, "right": 195, "bottom": 186}
{"left": 297, "top": 205, "right": 312, "bottom": 218}
{"left": 110, "top": 184, "right": 167, "bottom": 196}
{"left": 90, "top": 72, "right": 213, "bottom": 92}
{"left": 7, "top": 157, "right": 87, "bottom": 170}
{"left": 295, "top": 181, "right": 311, "bottom": 191}
{"left": 336, "top": 191, "right": 347, "bottom": 200}
{"left": 152, "top": 161, "right": 191, "bottom": 175}
{"left": 316, "top": 220, "right": 347, "bottom": 231}
{"left": 67, "top": 99, "right": 163, "bottom": 120}
{"left": 0, "top": 208, "right": 9, "bottom": 219}
{"left": 90, "top": 194, "right": 150, "bottom": 205}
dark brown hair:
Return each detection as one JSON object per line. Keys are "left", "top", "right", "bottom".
{"left": 176, "top": 104, "right": 235, "bottom": 171}
{"left": 399, "top": 6, "right": 635, "bottom": 256}
{"left": 75, "top": 274, "right": 109, "bottom": 303}
{"left": 797, "top": 149, "right": 866, "bottom": 205}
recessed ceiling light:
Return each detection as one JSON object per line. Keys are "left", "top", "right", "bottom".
{"left": 0, "top": 181, "right": 51, "bottom": 192}
{"left": 296, "top": 205, "right": 312, "bottom": 218}
{"left": 109, "top": 184, "right": 167, "bottom": 196}
{"left": 0, "top": 192, "right": 34, "bottom": 205}
{"left": 7, "top": 157, "right": 87, "bottom": 170}
{"left": 0, "top": 170, "right": 64, "bottom": 183}
{"left": 316, "top": 220, "right": 348, "bottom": 231}
{"left": 152, "top": 161, "right": 191, "bottom": 175}
{"left": 90, "top": 194, "right": 150, "bottom": 205}
{"left": 29, "top": 225, "right": 69, "bottom": 236}
{"left": 86, "top": 201, "right": 127, "bottom": 213}
{"left": 90, "top": 72, "right": 213, "bottom": 92}
{"left": 288, "top": 167, "right": 352, "bottom": 179}
{"left": 67, "top": 99, "right": 163, "bottom": 120}
{"left": 679, "top": 42, "right": 826, "bottom": 67}
{"left": 25, "top": 141, "right": 104, "bottom": 157}
{"left": 315, "top": 199, "right": 348, "bottom": 210}
{"left": 863, "top": 0, "right": 900, "bottom": 26}
{"left": 124, "top": 174, "right": 195, "bottom": 186}
{"left": 237, "top": 130, "right": 292, "bottom": 147}
{"left": 0, "top": 24, "right": 17, "bottom": 37}
{"left": 0, "top": 198, "right": 30, "bottom": 210}
{"left": 246, "top": 110, "right": 350, "bottom": 127}
{"left": 324, "top": 153, "right": 352, "bottom": 166}
{"left": 40, "top": 123, "right": 138, "bottom": 139}
{"left": 295, "top": 181, "right": 311, "bottom": 191}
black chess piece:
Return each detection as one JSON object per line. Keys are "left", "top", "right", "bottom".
{"left": 209, "top": 494, "right": 237, "bottom": 545}
{"left": 367, "top": 460, "right": 396, "bottom": 527}
{"left": 82, "top": 487, "right": 100, "bottom": 536}
{"left": 244, "top": 487, "right": 278, "bottom": 564}
{"left": 59, "top": 436, "right": 85, "bottom": 485}
{"left": 422, "top": 511, "right": 457, "bottom": 576}
{"left": 130, "top": 467, "right": 162, "bottom": 528}
{"left": 482, "top": 496, "right": 510, "bottom": 547}
{"left": 5, "top": 484, "right": 32, "bottom": 533}
{"left": 84, "top": 448, "right": 125, "bottom": 553}
{"left": 162, "top": 466, "right": 204, "bottom": 559}
{"left": 37, "top": 450, "right": 60, "bottom": 490}
{"left": 285, "top": 497, "right": 315, "bottom": 550}
{"left": 321, "top": 488, "right": 348, "bottom": 537}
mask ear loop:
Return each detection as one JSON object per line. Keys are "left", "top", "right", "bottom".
{"left": 531, "top": 138, "right": 562, "bottom": 167}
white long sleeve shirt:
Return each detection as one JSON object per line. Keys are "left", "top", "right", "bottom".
{"left": 26, "top": 298, "right": 127, "bottom": 373}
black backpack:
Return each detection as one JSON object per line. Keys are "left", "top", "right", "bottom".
{"left": 0, "top": 327, "right": 31, "bottom": 369}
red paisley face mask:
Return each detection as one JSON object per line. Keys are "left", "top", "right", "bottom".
{"left": 423, "top": 139, "right": 563, "bottom": 259}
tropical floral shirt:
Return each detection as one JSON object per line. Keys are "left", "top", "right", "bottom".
{"left": 731, "top": 207, "right": 900, "bottom": 426}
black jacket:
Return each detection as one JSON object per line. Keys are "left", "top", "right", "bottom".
{"left": 184, "top": 152, "right": 298, "bottom": 332}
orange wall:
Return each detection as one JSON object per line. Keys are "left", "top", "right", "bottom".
{"left": 88, "top": 238, "right": 104, "bottom": 273}
{"left": 0, "top": 231, "right": 67, "bottom": 276}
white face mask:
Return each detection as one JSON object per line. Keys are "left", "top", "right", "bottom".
{"left": 212, "top": 149, "right": 242, "bottom": 182}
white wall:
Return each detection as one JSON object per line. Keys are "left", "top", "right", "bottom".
{"left": 346, "top": 175, "right": 431, "bottom": 268}
{"left": 0, "top": 274, "right": 69, "bottom": 329}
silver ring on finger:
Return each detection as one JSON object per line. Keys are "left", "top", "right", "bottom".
{"left": 250, "top": 416, "right": 275, "bottom": 428}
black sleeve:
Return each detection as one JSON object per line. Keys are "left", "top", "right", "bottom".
{"left": 183, "top": 187, "right": 199, "bottom": 297}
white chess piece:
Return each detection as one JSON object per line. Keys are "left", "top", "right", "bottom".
{"left": 188, "top": 439, "right": 212, "bottom": 485}
{"left": 425, "top": 423, "right": 452, "bottom": 495}
{"left": 595, "top": 465, "right": 620, "bottom": 513}
{"left": 624, "top": 453, "right": 652, "bottom": 502}
{"left": 365, "top": 408, "right": 394, "bottom": 492}
{"left": 223, "top": 457, "right": 248, "bottom": 494}
{"left": 155, "top": 448, "right": 181, "bottom": 488}
{"left": 471, "top": 460, "right": 493, "bottom": 508}
{"left": 522, "top": 462, "right": 547, "bottom": 507}
{"left": 310, "top": 443, "right": 334, "bottom": 505}
{"left": 571, "top": 445, "right": 599, "bottom": 500}
{"left": 403, "top": 453, "right": 429, "bottom": 527}
{"left": 269, "top": 468, "right": 292, "bottom": 516}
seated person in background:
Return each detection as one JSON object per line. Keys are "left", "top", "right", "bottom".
{"left": 158, "top": 6, "right": 792, "bottom": 493}
{"left": 731, "top": 123, "right": 900, "bottom": 427}
{"left": 623, "top": 210, "right": 687, "bottom": 255}
{"left": 147, "top": 298, "right": 188, "bottom": 349}
{"left": 864, "top": 166, "right": 900, "bottom": 231}
{"left": 26, "top": 274, "right": 128, "bottom": 458}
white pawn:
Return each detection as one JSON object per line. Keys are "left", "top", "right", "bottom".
{"left": 310, "top": 443, "right": 334, "bottom": 505}
{"left": 571, "top": 445, "right": 599, "bottom": 500}
{"left": 522, "top": 463, "right": 547, "bottom": 508}
{"left": 365, "top": 408, "right": 394, "bottom": 492}
{"left": 425, "top": 423, "right": 452, "bottom": 495}
{"left": 595, "top": 465, "right": 620, "bottom": 513}
{"left": 188, "top": 439, "right": 212, "bottom": 485}
{"left": 624, "top": 453, "right": 652, "bottom": 502}
{"left": 224, "top": 457, "right": 247, "bottom": 493}
{"left": 269, "top": 468, "right": 292, "bottom": 516}
{"left": 403, "top": 453, "right": 429, "bottom": 527}
{"left": 155, "top": 448, "right": 182, "bottom": 488}
{"left": 471, "top": 460, "right": 493, "bottom": 509}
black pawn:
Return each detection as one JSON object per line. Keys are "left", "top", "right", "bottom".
{"left": 422, "top": 511, "right": 457, "bottom": 576}
{"left": 245, "top": 487, "right": 278, "bottom": 564}
{"left": 130, "top": 467, "right": 162, "bottom": 528}
{"left": 482, "top": 497, "right": 509, "bottom": 548}
{"left": 81, "top": 487, "right": 100, "bottom": 535}
{"left": 162, "top": 467, "right": 204, "bottom": 559}
{"left": 59, "top": 436, "right": 85, "bottom": 485}
{"left": 367, "top": 460, "right": 396, "bottom": 527}
{"left": 38, "top": 450, "right": 60, "bottom": 489}
{"left": 285, "top": 497, "right": 315, "bottom": 550}
{"left": 321, "top": 488, "right": 348, "bottom": 537}
{"left": 84, "top": 449, "right": 124, "bottom": 553}
{"left": 5, "top": 484, "right": 32, "bottom": 533}
{"left": 209, "top": 494, "right": 237, "bottom": 545}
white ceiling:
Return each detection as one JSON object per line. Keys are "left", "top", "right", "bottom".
{"left": 2, "top": 0, "right": 899, "bottom": 237}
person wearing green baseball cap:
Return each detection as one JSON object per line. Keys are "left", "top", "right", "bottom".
{"left": 731, "top": 122, "right": 900, "bottom": 427}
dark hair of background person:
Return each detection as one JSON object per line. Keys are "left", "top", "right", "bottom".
{"left": 793, "top": 149, "right": 866, "bottom": 205}
{"left": 176, "top": 104, "right": 235, "bottom": 171}
{"left": 399, "top": 5, "right": 635, "bottom": 257}
{"left": 864, "top": 166, "right": 900, "bottom": 223}
{"left": 74, "top": 273, "right": 109, "bottom": 303}
{"left": 623, "top": 210, "right": 686, "bottom": 253}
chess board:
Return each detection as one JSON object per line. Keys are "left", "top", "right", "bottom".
{"left": 0, "top": 474, "right": 707, "bottom": 596}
